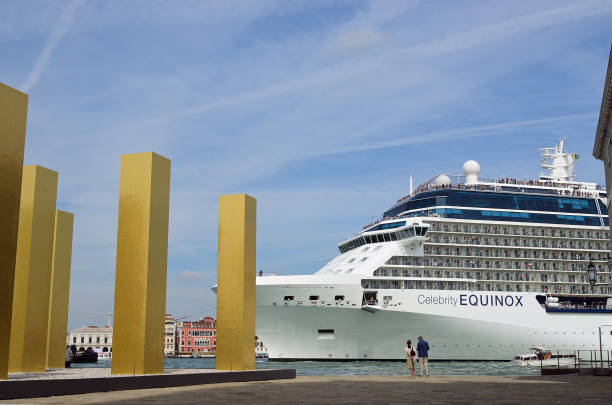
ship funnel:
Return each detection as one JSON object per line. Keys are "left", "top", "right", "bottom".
{"left": 463, "top": 160, "right": 480, "bottom": 184}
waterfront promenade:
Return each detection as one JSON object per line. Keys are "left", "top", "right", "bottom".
{"left": 3, "top": 375, "right": 611, "bottom": 404}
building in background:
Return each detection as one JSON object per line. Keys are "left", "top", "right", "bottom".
{"left": 164, "top": 314, "right": 176, "bottom": 357}
{"left": 593, "top": 45, "right": 612, "bottom": 245}
{"left": 66, "top": 316, "right": 265, "bottom": 359}
{"left": 68, "top": 325, "right": 113, "bottom": 354}
{"left": 177, "top": 316, "right": 216, "bottom": 355}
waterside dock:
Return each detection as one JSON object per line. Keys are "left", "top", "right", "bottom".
{"left": 542, "top": 367, "right": 612, "bottom": 376}
{"left": 1, "top": 375, "right": 611, "bottom": 404}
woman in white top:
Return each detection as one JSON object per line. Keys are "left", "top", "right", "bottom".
{"left": 404, "top": 339, "right": 416, "bottom": 378}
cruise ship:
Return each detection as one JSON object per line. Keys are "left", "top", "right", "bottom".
{"left": 255, "top": 139, "right": 612, "bottom": 361}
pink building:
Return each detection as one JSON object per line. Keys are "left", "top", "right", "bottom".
{"left": 177, "top": 316, "right": 216, "bottom": 354}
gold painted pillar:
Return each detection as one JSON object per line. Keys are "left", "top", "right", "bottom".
{"left": 0, "top": 83, "right": 28, "bottom": 380}
{"left": 9, "top": 165, "right": 58, "bottom": 373}
{"left": 46, "top": 210, "right": 74, "bottom": 369}
{"left": 111, "top": 152, "right": 170, "bottom": 375}
{"left": 216, "top": 194, "right": 256, "bottom": 371}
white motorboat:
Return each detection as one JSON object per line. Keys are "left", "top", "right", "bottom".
{"left": 512, "top": 347, "right": 578, "bottom": 366}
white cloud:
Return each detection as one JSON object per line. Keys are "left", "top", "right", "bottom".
{"left": 322, "top": 113, "right": 596, "bottom": 156}
{"left": 21, "top": 0, "right": 83, "bottom": 92}
{"left": 175, "top": 270, "right": 205, "bottom": 283}
{"left": 404, "top": 0, "right": 612, "bottom": 59}
{"left": 332, "top": 28, "right": 385, "bottom": 49}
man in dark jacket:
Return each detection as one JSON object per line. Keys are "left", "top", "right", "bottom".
{"left": 416, "top": 336, "right": 430, "bottom": 376}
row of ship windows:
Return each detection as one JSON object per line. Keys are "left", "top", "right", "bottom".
{"left": 373, "top": 268, "right": 612, "bottom": 283}
{"left": 386, "top": 256, "right": 608, "bottom": 267}
{"left": 399, "top": 208, "right": 607, "bottom": 227}
{"left": 427, "top": 223, "right": 609, "bottom": 239}
{"left": 383, "top": 190, "right": 605, "bottom": 218}
{"left": 338, "top": 227, "right": 428, "bottom": 254}
{"left": 390, "top": 263, "right": 607, "bottom": 273}
{"left": 277, "top": 295, "right": 357, "bottom": 307}
{"left": 426, "top": 249, "right": 607, "bottom": 261}
{"left": 360, "top": 279, "right": 612, "bottom": 295}
{"left": 284, "top": 295, "right": 346, "bottom": 302}
{"left": 428, "top": 236, "right": 609, "bottom": 250}
{"left": 423, "top": 255, "right": 608, "bottom": 267}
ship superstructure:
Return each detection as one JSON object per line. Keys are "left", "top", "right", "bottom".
{"left": 253, "top": 139, "right": 612, "bottom": 361}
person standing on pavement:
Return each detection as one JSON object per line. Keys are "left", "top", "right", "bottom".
{"left": 404, "top": 340, "right": 416, "bottom": 378}
{"left": 416, "top": 336, "right": 430, "bottom": 376}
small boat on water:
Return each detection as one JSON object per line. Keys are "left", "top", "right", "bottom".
{"left": 97, "top": 352, "right": 111, "bottom": 361}
{"left": 71, "top": 348, "right": 98, "bottom": 364}
{"left": 512, "top": 347, "right": 578, "bottom": 367}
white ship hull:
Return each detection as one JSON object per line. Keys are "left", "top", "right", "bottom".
{"left": 256, "top": 278, "right": 611, "bottom": 361}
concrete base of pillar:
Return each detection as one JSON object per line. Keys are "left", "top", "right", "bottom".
{"left": 0, "top": 368, "right": 296, "bottom": 400}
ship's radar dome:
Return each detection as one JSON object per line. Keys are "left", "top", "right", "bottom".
{"left": 433, "top": 174, "right": 452, "bottom": 187}
{"left": 462, "top": 160, "right": 480, "bottom": 184}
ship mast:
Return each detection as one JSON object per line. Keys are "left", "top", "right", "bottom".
{"left": 538, "top": 138, "right": 576, "bottom": 182}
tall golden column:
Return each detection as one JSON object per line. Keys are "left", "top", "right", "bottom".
{"left": 0, "top": 83, "right": 28, "bottom": 380}
{"left": 46, "top": 210, "right": 74, "bottom": 369}
{"left": 9, "top": 165, "right": 58, "bottom": 373}
{"left": 111, "top": 152, "right": 170, "bottom": 375}
{"left": 216, "top": 194, "right": 256, "bottom": 371}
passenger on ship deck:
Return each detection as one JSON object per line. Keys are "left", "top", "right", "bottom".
{"left": 417, "top": 336, "right": 430, "bottom": 377}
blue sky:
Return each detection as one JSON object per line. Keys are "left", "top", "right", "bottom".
{"left": 2, "top": 0, "right": 612, "bottom": 329}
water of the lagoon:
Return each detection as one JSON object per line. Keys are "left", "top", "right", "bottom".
{"left": 71, "top": 358, "right": 540, "bottom": 376}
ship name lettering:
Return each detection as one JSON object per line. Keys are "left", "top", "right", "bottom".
{"left": 417, "top": 294, "right": 524, "bottom": 307}
{"left": 417, "top": 294, "right": 458, "bottom": 306}
{"left": 457, "top": 294, "right": 524, "bottom": 307}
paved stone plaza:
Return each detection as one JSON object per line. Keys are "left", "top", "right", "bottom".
{"left": 2, "top": 375, "right": 612, "bottom": 404}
